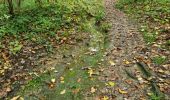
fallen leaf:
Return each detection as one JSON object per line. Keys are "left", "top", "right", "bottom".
{"left": 88, "top": 68, "right": 93, "bottom": 77}
{"left": 147, "top": 92, "right": 152, "bottom": 96}
{"left": 158, "top": 69, "right": 164, "bottom": 73}
{"left": 118, "top": 89, "right": 128, "bottom": 94}
{"left": 77, "top": 78, "right": 81, "bottom": 83}
{"left": 63, "top": 37, "right": 67, "bottom": 41}
{"left": 89, "top": 47, "right": 98, "bottom": 52}
{"left": 60, "top": 89, "right": 66, "bottom": 95}
{"left": 48, "top": 83, "right": 55, "bottom": 89}
{"left": 124, "top": 60, "right": 130, "bottom": 64}
{"left": 90, "top": 87, "right": 96, "bottom": 93}
{"left": 72, "top": 88, "right": 80, "bottom": 94}
{"left": 6, "top": 87, "right": 11, "bottom": 92}
{"left": 125, "top": 80, "right": 132, "bottom": 84}
{"left": 11, "top": 95, "right": 20, "bottom": 100}
{"left": 60, "top": 77, "right": 64, "bottom": 83}
{"left": 99, "top": 68, "right": 104, "bottom": 72}
{"left": 19, "top": 97, "right": 24, "bottom": 100}
{"left": 109, "top": 60, "right": 115, "bottom": 66}
{"left": 60, "top": 77, "right": 64, "bottom": 80}
{"left": 51, "top": 78, "right": 56, "bottom": 83}
{"left": 108, "top": 81, "right": 115, "bottom": 87}
{"left": 2, "top": 52, "right": 9, "bottom": 61}
{"left": 102, "top": 96, "right": 109, "bottom": 100}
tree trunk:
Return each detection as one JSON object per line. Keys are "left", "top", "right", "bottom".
{"left": 7, "top": 0, "right": 14, "bottom": 15}
{"left": 17, "top": 0, "right": 21, "bottom": 10}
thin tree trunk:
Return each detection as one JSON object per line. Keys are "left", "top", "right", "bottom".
{"left": 7, "top": 0, "right": 14, "bottom": 15}
{"left": 17, "top": 0, "right": 21, "bottom": 10}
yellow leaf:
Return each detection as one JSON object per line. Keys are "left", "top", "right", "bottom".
{"left": 60, "top": 89, "right": 66, "bottom": 95}
{"left": 60, "top": 77, "right": 64, "bottom": 80}
{"left": 108, "top": 81, "right": 115, "bottom": 87}
{"left": 158, "top": 69, "right": 164, "bottom": 73}
{"left": 118, "top": 89, "right": 128, "bottom": 94}
{"left": 60, "top": 81, "right": 65, "bottom": 83}
{"left": 90, "top": 87, "right": 96, "bottom": 93}
{"left": 147, "top": 92, "right": 152, "bottom": 96}
{"left": 60, "top": 77, "right": 64, "bottom": 83}
{"left": 11, "top": 96, "right": 20, "bottom": 100}
{"left": 88, "top": 68, "right": 93, "bottom": 77}
{"left": 123, "top": 60, "right": 130, "bottom": 64}
{"left": 19, "top": 97, "right": 24, "bottom": 100}
{"left": 51, "top": 78, "right": 56, "bottom": 83}
{"left": 102, "top": 96, "right": 109, "bottom": 100}
{"left": 109, "top": 60, "right": 115, "bottom": 66}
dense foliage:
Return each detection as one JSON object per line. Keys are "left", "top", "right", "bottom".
{"left": 0, "top": 0, "right": 105, "bottom": 53}
{"left": 0, "top": 0, "right": 108, "bottom": 99}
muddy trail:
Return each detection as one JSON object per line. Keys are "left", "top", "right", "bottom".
{"left": 98, "top": 0, "right": 147, "bottom": 99}
{"left": 98, "top": 0, "right": 169, "bottom": 99}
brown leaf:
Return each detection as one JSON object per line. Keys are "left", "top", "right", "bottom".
{"left": 77, "top": 78, "right": 81, "bottom": 83}
{"left": 6, "top": 87, "right": 11, "bottom": 92}
{"left": 72, "top": 88, "right": 80, "bottom": 94}
{"left": 2, "top": 52, "right": 9, "bottom": 61}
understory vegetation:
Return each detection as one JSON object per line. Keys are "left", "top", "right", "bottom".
{"left": 116, "top": 0, "right": 170, "bottom": 46}
{"left": 116, "top": 0, "right": 170, "bottom": 99}
{"left": 0, "top": 0, "right": 110, "bottom": 99}
{"left": 0, "top": 0, "right": 105, "bottom": 51}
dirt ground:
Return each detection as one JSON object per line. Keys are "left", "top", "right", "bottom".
{"left": 97, "top": 0, "right": 169, "bottom": 99}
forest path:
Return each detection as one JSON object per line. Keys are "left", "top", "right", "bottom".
{"left": 98, "top": 0, "right": 147, "bottom": 99}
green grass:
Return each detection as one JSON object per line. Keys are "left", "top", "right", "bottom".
{"left": 116, "top": 0, "right": 170, "bottom": 45}
{"left": 17, "top": 43, "right": 105, "bottom": 100}
{"left": 0, "top": 0, "right": 105, "bottom": 54}
{"left": 141, "top": 27, "right": 157, "bottom": 44}
{"left": 0, "top": 0, "right": 109, "bottom": 99}
{"left": 149, "top": 93, "right": 163, "bottom": 100}
{"left": 152, "top": 56, "right": 167, "bottom": 65}
{"left": 143, "top": 33, "right": 157, "bottom": 44}
{"left": 16, "top": 17, "right": 108, "bottom": 99}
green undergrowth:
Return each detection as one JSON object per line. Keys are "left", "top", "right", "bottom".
{"left": 14, "top": 10, "right": 109, "bottom": 98}
{"left": 16, "top": 21, "right": 107, "bottom": 99}
{"left": 0, "top": 0, "right": 111, "bottom": 99}
{"left": 18, "top": 49, "right": 104, "bottom": 99}
{"left": 152, "top": 56, "right": 167, "bottom": 65}
{"left": 116, "top": 0, "right": 170, "bottom": 45}
{"left": 0, "top": 0, "right": 107, "bottom": 75}
{"left": 0, "top": 0, "right": 105, "bottom": 54}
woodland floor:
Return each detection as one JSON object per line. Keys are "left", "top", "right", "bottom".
{"left": 100, "top": 0, "right": 169, "bottom": 100}
{"left": 99, "top": 0, "right": 170, "bottom": 99}
{"left": 0, "top": 0, "right": 169, "bottom": 100}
